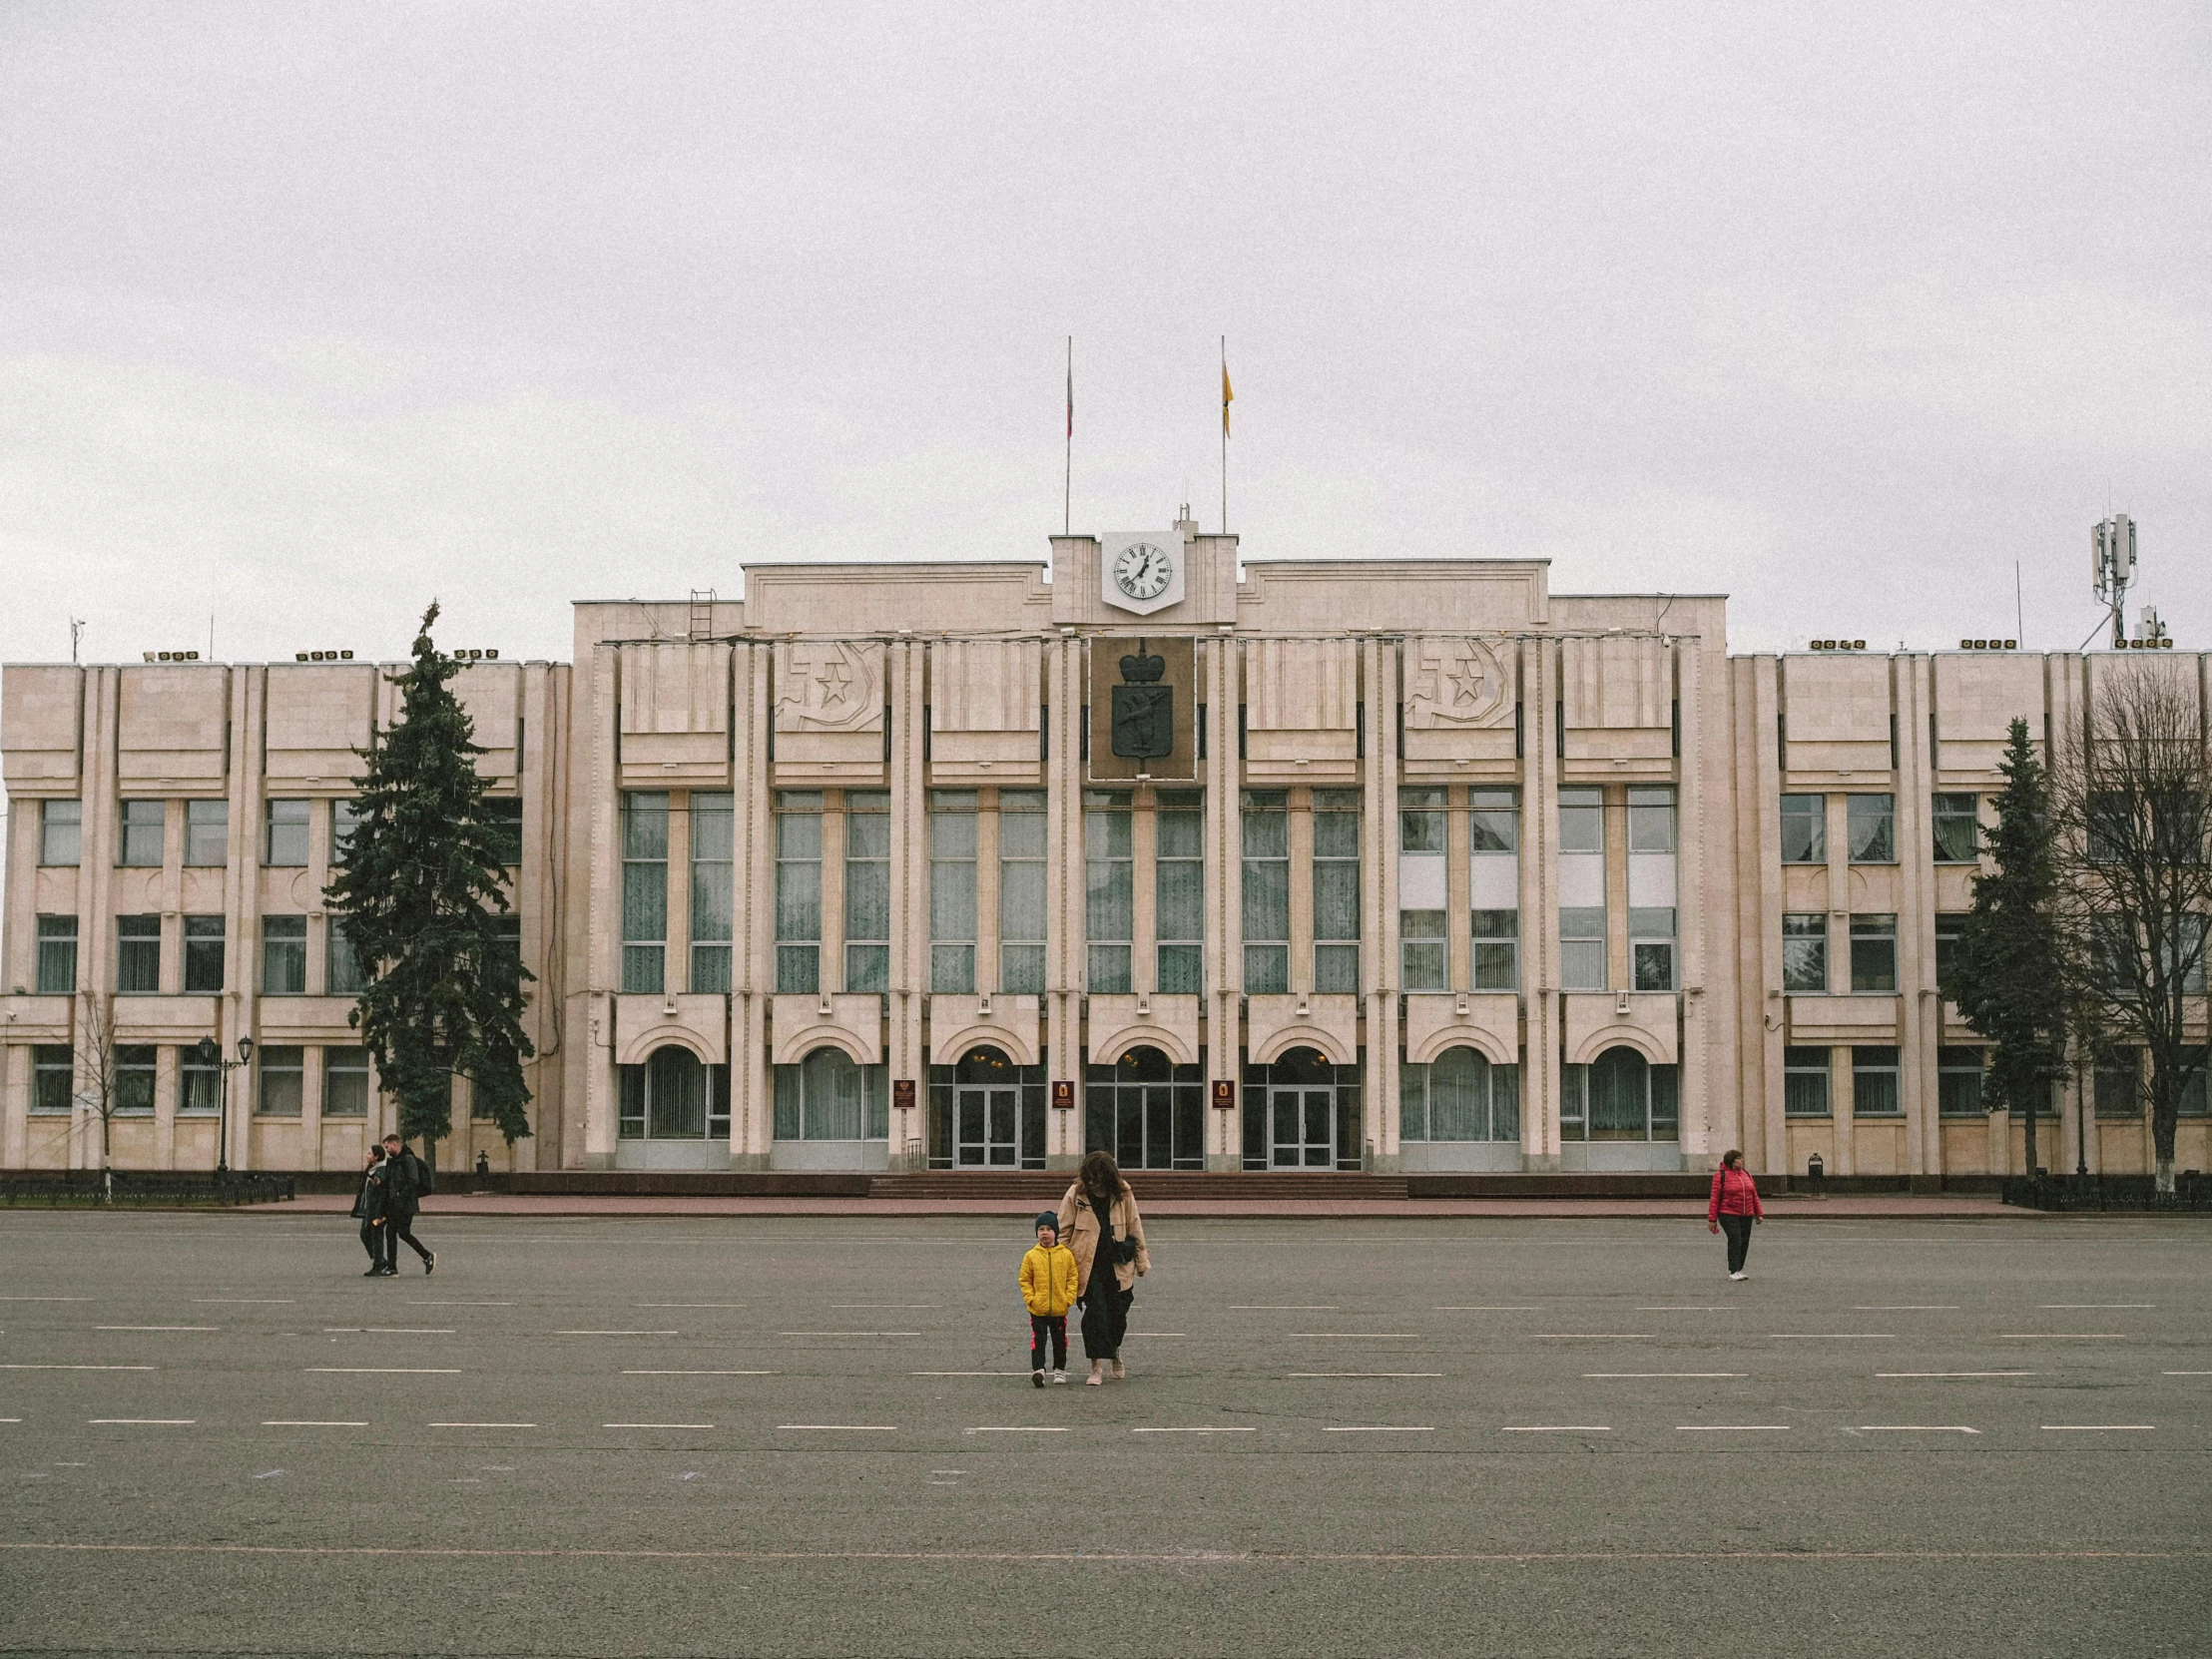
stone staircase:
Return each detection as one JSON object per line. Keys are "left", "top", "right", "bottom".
{"left": 867, "top": 1170, "right": 1411, "bottom": 1202}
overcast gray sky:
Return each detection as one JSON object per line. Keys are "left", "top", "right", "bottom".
{"left": 3, "top": 2, "right": 2206, "bottom": 668}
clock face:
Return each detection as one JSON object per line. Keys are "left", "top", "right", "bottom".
{"left": 1113, "top": 541, "right": 1174, "bottom": 600}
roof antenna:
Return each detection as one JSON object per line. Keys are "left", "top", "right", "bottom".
{"left": 69, "top": 618, "right": 85, "bottom": 665}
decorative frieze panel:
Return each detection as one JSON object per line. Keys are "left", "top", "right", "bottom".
{"left": 619, "top": 643, "right": 731, "bottom": 786}
{"left": 930, "top": 641, "right": 1042, "bottom": 782}
{"left": 1085, "top": 994, "right": 1201, "bottom": 1068}
{"left": 266, "top": 666, "right": 376, "bottom": 784}
{"left": 774, "top": 641, "right": 884, "bottom": 780}
{"left": 1244, "top": 638, "right": 1357, "bottom": 782}
{"left": 1401, "top": 637, "right": 1515, "bottom": 767}
{"left": 1561, "top": 636, "right": 1671, "bottom": 763}
{"left": 1563, "top": 991, "right": 1680, "bottom": 1066}
{"left": 1403, "top": 992, "right": 1520, "bottom": 1066}
{"left": 1246, "top": 993, "right": 1359, "bottom": 1066}
{"left": 1933, "top": 655, "right": 2043, "bottom": 777}
{"left": 926, "top": 993, "right": 1042, "bottom": 1067}
{"left": 0, "top": 666, "right": 83, "bottom": 788}
{"left": 1781, "top": 654, "right": 1892, "bottom": 775}
{"left": 453, "top": 664, "right": 522, "bottom": 784}
{"left": 119, "top": 668, "right": 228, "bottom": 783}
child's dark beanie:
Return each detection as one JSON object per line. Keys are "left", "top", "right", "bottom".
{"left": 1034, "top": 1211, "right": 1059, "bottom": 1234}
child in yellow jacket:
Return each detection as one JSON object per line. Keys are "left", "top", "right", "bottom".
{"left": 1019, "top": 1211, "right": 1079, "bottom": 1387}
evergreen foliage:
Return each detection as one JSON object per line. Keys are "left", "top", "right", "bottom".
{"left": 1952, "top": 718, "right": 2066, "bottom": 1174}
{"left": 324, "top": 603, "right": 534, "bottom": 1155}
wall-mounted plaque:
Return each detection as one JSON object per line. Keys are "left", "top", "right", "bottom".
{"left": 1086, "top": 636, "right": 1195, "bottom": 783}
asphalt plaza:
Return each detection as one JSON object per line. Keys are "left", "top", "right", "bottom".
{"left": 1, "top": 1209, "right": 2208, "bottom": 1657}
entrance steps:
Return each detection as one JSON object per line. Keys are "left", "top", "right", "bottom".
{"left": 867, "top": 1171, "right": 1411, "bottom": 1202}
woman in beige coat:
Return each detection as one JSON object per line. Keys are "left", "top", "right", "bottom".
{"left": 1056, "top": 1149, "right": 1150, "bottom": 1385}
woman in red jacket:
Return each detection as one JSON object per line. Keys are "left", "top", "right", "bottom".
{"left": 1708, "top": 1149, "right": 1764, "bottom": 1280}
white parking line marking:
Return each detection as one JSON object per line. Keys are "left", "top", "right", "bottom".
{"left": 1531, "top": 1335, "right": 1651, "bottom": 1341}
{"left": 1585, "top": 1373, "right": 1746, "bottom": 1379}
{"left": 1502, "top": 1425, "right": 1610, "bottom": 1433}
{"left": 1326, "top": 1425, "right": 1433, "bottom": 1433}
{"left": 1131, "top": 1426, "right": 1255, "bottom": 1434}
{"left": 322, "top": 1329, "right": 454, "bottom": 1335}
{"left": 2039, "top": 1305, "right": 2152, "bottom": 1310}
{"left": 2163, "top": 1371, "right": 2212, "bottom": 1377}
{"left": 0, "top": 1297, "right": 91, "bottom": 1303}
{"left": 782, "top": 1332, "right": 920, "bottom": 1338}
{"left": 2001, "top": 1334, "right": 2125, "bottom": 1340}
{"left": 1772, "top": 1334, "right": 1894, "bottom": 1339}
{"left": 1637, "top": 1307, "right": 1732, "bottom": 1312}
{"left": 1291, "top": 1333, "right": 1422, "bottom": 1339}
{"left": 1435, "top": 1306, "right": 1538, "bottom": 1312}
{"left": 1129, "top": 1333, "right": 1185, "bottom": 1338}
{"left": 1854, "top": 1306, "right": 1956, "bottom": 1312}
{"left": 1, "top": 1365, "right": 155, "bottom": 1372}
{"left": 779, "top": 1423, "right": 898, "bottom": 1431}
{"left": 622, "top": 1370, "right": 778, "bottom": 1377}
{"left": 196, "top": 1299, "right": 291, "bottom": 1305}
{"left": 556, "top": 1331, "right": 678, "bottom": 1337}
{"left": 88, "top": 1418, "right": 193, "bottom": 1425}
{"left": 410, "top": 1302, "right": 512, "bottom": 1307}
{"left": 96, "top": 1326, "right": 217, "bottom": 1332}
{"left": 1676, "top": 1425, "right": 1790, "bottom": 1431}
{"left": 641, "top": 1304, "right": 748, "bottom": 1310}
{"left": 1879, "top": 1372, "right": 2038, "bottom": 1379}
{"left": 603, "top": 1422, "right": 715, "bottom": 1430}
{"left": 264, "top": 1420, "right": 367, "bottom": 1427}
{"left": 1288, "top": 1373, "right": 1443, "bottom": 1379}
{"left": 1233, "top": 1306, "right": 1338, "bottom": 1311}
{"left": 305, "top": 1368, "right": 461, "bottom": 1375}
{"left": 831, "top": 1304, "right": 937, "bottom": 1310}
{"left": 2042, "top": 1424, "right": 2154, "bottom": 1431}
{"left": 965, "top": 1426, "right": 1068, "bottom": 1434}
{"left": 430, "top": 1422, "right": 536, "bottom": 1428}
{"left": 1855, "top": 1425, "right": 1980, "bottom": 1433}
{"left": 0, "top": 1418, "right": 20, "bottom": 1423}
{"left": 912, "top": 1372, "right": 1027, "bottom": 1378}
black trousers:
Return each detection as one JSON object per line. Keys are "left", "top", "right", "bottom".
{"left": 1720, "top": 1214, "right": 1754, "bottom": 1274}
{"left": 1029, "top": 1314, "right": 1067, "bottom": 1372}
{"left": 388, "top": 1213, "right": 431, "bottom": 1266}
{"left": 359, "top": 1220, "right": 383, "bottom": 1266}
{"left": 1079, "top": 1275, "right": 1132, "bottom": 1361}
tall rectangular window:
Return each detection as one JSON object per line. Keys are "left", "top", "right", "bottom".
{"left": 489, "top": 914, "right": 523, "bottom": 998}
{"left": 257, "top": 1044, "right": 304, "bottom": 1116}
{"left": 323, "top": 1046, "right": 372, "bottom": 1116}
{"left": 262, "top": 915, "right": 307, "bottom": 994}
{"left": 1782, "top": 912, "right": 1829, "bottom": 993}
{"left": 326, "top": 916, "right": 367, "bottom": 995}
{"left": 119, "top": 799, "right": 165, "bottom": 866}
{"left": 40, "top": 799, "right": 81, "bottom": 866}
{"left": 185, "top": 799, "right": 228, "bottom": 866}
{"left": 929, "top": 791, "right": 978, "bottom": 994}
{"left": 1850, "top": 912, "right": 1898, "bottom": 992}
{"left": 115, "top": 1045, "right": 157, "bottom": 1115}
{"left": 1937, "top": 1046, "right": 1985, "bottom": 1116}
{"left": 622, "top": 792, "right": 671, "bottom": 994}
{"left": 329, "top": 800, "right": 362, "bottom": 866}
{"left": 180, "top": 1046, "right": 221, "bottom": 1114}
{"left": 2094, "top": 1048, "right": 2143, "bottom": 1119}
{"left": 1847, "top": 794, "right": 1895, "bottom": 863}
{"left": 1932, "top": 794, "right": 1979, "bottom": 863}
{"left": 36, "top": 914, "right": 78, "bottom": 993}
{"left": 1469, "top": 788, "right": 1520, "bottom": 992}
{"left": 484, "top": 798, "right": 524, "bottom": 867}
{"left": 843, "top": 791, "right": 890, "bottom": 993}
{"left": 1627, "top": 786, "right": 1677, "bottom": 992}
{"left": 266, "top": 799, "right": 310, "bottom": 866}
{"left": 1558, "top": 786, "right": 1606, "bottom": 991}
{"left": 1312, "top": 789, "right": 1361, "bottom": 993}
{"left": 1155, "top": 792, "right": 1203, "bottom": 994}
{"left": 1851, "top": 1045, "right": 1902, "bottom": 1116}
{"left": 184, "top": 915, "right": 226, "bottom": 992}
{"left": 1783, "top": 1045, "right": 1831, "bottom": 1117}
{"left": 689, "top": 792, "right": 734, "bottom": 992}
{"left": 1398, "top": 788, "right": 1446, "bottom": 991}
{"left": 116, "top": 914, "right": 162, "bottom": 993}
{"left": 997, "top": 791, "right": 1046, "bottom": 994}
{"left": 1935, "top": 911, "right": 1967, "bottom": 997}
{"left": 1779, "top": 794, "right": 1826, "bottom": 863}
{"left": 1084, "top": 791, "right": 1133, "bottom": 994}
{"left": 1241, "top": 790, "right": 1289, "bottom": 994}
{"left": 773, "top": 792, "right": 821, "bottom": 994}
{"left": 32, "top": 1046, "right": 74, "bottom": 1114}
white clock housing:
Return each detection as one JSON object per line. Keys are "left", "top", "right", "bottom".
{"left": 1099, "top": 532, "right": 1186, "bottom": 616}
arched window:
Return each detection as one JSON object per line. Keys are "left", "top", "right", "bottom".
{"left": 773, "top": 1046, "right": 889, "bottom": 1142}
{"left": 1561, "top": 1045, "right": 1679, "bottom": 1142}
{"left": 926, "top": 1044, "right": 1047, "bottom": 1169}
{"left": 617, "top": 1045, "right": 732, "bottom": 1141}
{"left": 1400, "top": 1045, "right": 1519, "bottom": 1142}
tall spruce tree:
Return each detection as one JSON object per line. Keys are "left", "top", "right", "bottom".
{"left": 1951, "top": 718, "right": 2066, "bottom": 1176}
{"left": 324, "top": 604, "right": 534, "bottom": 1162}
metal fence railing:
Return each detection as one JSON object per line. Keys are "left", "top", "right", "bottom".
{"left": 0, "top": 1171, "right": 296, "bottom": 1208}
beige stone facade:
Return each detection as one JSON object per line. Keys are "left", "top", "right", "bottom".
{"left": 5, "top": 527, "right": 2206, "bottom": 1179}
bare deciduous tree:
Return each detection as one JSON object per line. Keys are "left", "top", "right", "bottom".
{"left": 73, "top": 990, "right": 122, "bottom": 1202}
{"left": 2049, "top": 663, "right": 2212, "bottom": 1196}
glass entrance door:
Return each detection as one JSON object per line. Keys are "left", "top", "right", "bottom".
{"left": 954, "top": 1086, "right": 1020, "bottom": 1166}
{"left": 1270, "top": 1087, "right": 1336, "bottom": 1168}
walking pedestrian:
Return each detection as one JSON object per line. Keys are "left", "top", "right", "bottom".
{"left": 1709, "top": 1148, "right": 1764, "bottom": 1281}
{"left": 1057, "top": 1149, "right": 1148, "bottom": 1385}
{"left": 351, "top": 1146, "right": 390, "bottom": 1276}
{"left": 1018, "top": 1211, "right": 1077, "bottom": 1387}
{"left": 380, "top": 1133, "right": 437, "bottom": 1276}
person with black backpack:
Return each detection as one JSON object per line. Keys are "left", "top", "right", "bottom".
{"left": 379, "top": 1133, "right": 437, "bottom": 1275}
{"left": 351, "top": 1146, "right": 391, "bottom": 1276}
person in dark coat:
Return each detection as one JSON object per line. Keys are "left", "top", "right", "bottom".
{"left": 379, "top": 1133, "right": 436, "bottom": 1275}
{"left": 351, "top": 1147, "right": 391, "bottom": 1276}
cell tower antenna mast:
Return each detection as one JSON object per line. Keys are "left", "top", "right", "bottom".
{"left": 2091, "top": 514, "right": 2136, "bottom": 650}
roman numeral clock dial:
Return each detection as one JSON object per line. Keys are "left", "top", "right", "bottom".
{"left": 1113, "top": 541, "right": 1172, "bottom": 600}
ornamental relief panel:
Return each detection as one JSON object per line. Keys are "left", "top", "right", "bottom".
{"left": 1403, "top": 637, "right": 1512, "bottom": 730}
{"left": 774, "top": 641, "right": 883, "bottom": 734}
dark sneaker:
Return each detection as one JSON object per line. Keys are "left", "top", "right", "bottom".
{"left": 362, "top": 1267, "right": 382, "bottom": 1277}
{"left": 1031, "top": 1370, "right": 1045, "bottom": 1388}
{"left": 424, "top": 1251, "right": 436, "bottom": 1276}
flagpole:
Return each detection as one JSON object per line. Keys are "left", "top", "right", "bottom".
{"left": 1220, "top": 335, "right": 1228, "bottom": 535}
{"left": 1064, "top": 336, "right": 1072, "bottom": 537}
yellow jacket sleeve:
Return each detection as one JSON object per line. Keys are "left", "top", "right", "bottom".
{"left": 1018, "top": 1249, "right": 1044, "bottom": 1315}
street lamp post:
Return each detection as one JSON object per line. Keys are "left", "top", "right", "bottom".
{"left": 193, "top": 1035, "right": 255, "bottom": 1180}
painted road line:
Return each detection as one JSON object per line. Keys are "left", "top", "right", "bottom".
{"left": 912, "top": 1372, "right": 1028, "bottom": 1378}
{"left": 1288, "top": 1373, "right": 1443, "bottom": 1379}
{"left": 1325, "top": 1425, "right": 1434, "bottom": 1433}
{"left": 1, "top": 1365, "right": 155, "bottom": 1372}
{"left": 2001, "top": 1334, "right": 2125, "bottom": 1340}
{"left": 196, "top": 1299, "right": 292, "bottom": 1305}
{"left": 264, "top": 1420, "right": 368, "bottom": 1427}
{"left": 2039, "top": 1304, "right": 2153, "bottom": 1310}
{"left": 1854, "top": 1306, "right": 1957, "bottom": 1312}
{"left": 603, "top": 1422, "right": 715, "bottom": 1429}
{"left": 778, "top": 1423, "right": 898, "bottom": 1431}
{"left": 1879, "top": 1372, "right": 2039, "bottom": 1379}
{"left": 1676, "top": 1425, "right": 1791, "bottom": 1432}
{"left": 323, "top": 1328, "right": 455, "bottom": 1335}
{"left": 965, "top": 1426, "right": 1068, "bottom": 1434}
{"left": 0, "top": 1417, "right": 20, "bottom": 1423}
{"left": 641, "top": 1304, "right": 748, "bottom": 1309}
{"left": 781, "top": 1332, "right": 920, "bottom": 1338}
{"left": 1128, "top": 1333, "right": 1186, "bottom": 1338}
{"left": 1131, "top": 1426, "right": 1255, "bottom": 1434}
{"left": 88, "top": 1418, "right": 194, "bottom": 1425}
{"left": 1585, "top": 1373, "right": 1746, "bottom": 1379}
{"left": 1435, "top": 1306, "right": 1538, "bottom": 1312}
{"left": 1502, "top": 1425, "right": 1611, "bottom": 1433}
{"left": 555, "top": 1331, "right": 679, "bottom": 1337}
{"left": 2042, "top": 1423, "right": 2155, "bottom": 1431}
{"left": 2163, "top": 1371, "right": 2212, "bottom": 1377}
{"left": 831, "top": 1304, "right": 937, "bottom": 1310}
{"left": 1637, "top": 1307, "right": 1732, "bottom": 1312}
{"left": 1530, "top": 1335, "right": 1652, "bottom": 1341}
{"left": 95, "top": 1325, "right": 218, "bottom": 1332}
{"left": 304, "top": 1368, "right": 461, "bottom": 1375}
{"left": 623, "top": 1369, "right": 778, "bottom": 1377}
{"left": 410, "top": 1302, "right": 512, "bottom": 1307}
{"left": 430, "top": 1422, "right": 537, "bottom": 1428}
{"left": 1291, "top": 1333, "right": 1423, "bottom": 1340}
{"left": 1232, "top": 1305, "right": 1338, "bottom": 1311}
{"left": 0, "top": 1297, "right": 92, "bottom": 1303}
{"left": 1854, "top": 1425, "right": 1980, "bottom": 1433}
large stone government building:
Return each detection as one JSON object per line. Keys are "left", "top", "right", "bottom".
{"left": 5, "top": 526, "right": 2205, "bottom": 1180}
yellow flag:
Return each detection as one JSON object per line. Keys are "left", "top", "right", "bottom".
{"left": 1222, "top": 362, "right": 1234, "bottom": 435}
